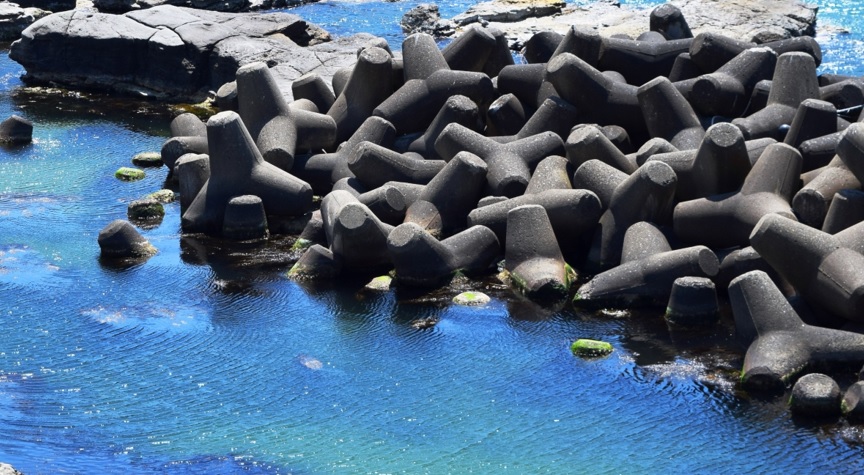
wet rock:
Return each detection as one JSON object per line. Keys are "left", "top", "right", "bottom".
{"left": 115, "top": 167, "right": 146, "bottom": 181}
{"left": 98, "top": 219, "right": 158, "bottom": 259}
{"left": 789, "top": 373, "right": 841, "bottom": 418}
{"left": 0, "top": 3, "right": 49, "bottom": 41}
{"left": 570, "top": 339, "right": 613, "bottom": 358}
{"left": 9, "top": 6, "right": 356, "bottom": 102}
{"left": 453, "top": 291, "right": 490, "bottom": 306}
{"left": 365, "top": 275, "right": 392, "bottom": 291}
{"left": 0, "top": 115, "right": 33, "bottom": 144}
{"left": 401, "top": 3, "right": 455, "bottom": 37}
{"left": 128, "top": 198, "right": 165, "bottom": 221}
{"left": 132, "top": 151, "right": 164, "bottom": 167}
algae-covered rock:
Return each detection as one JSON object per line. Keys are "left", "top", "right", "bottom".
{"left": 365, "top": 275, "right": 392, "bottom": 291}
{"left": 127, "top": 198, "right": 165, "bottom": 221}
{"left": 453, "top": 291, "right": 490, "bottom": 306}
{"left": 115, "top": 167, "right": 145, "bottom": 181}
{"left": 146, "top": 189, "right": 176, "bottom": 203}
{"left": 132, "top": 151, "right": 164, "bottom": 168}
{"left": 571, "top": 338, "right": 613, "bottom": 358}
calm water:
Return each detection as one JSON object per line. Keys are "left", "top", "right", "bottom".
{"left": 2, "top": 1, "right": 864, "bottom": 473}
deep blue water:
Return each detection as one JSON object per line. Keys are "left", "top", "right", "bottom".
{"left": 2, "top": 1, "right": 864, "bottom": 474}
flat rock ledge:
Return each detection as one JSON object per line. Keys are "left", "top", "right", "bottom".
{"left": 0, "top": 3, "right": 51, "bottom": 41}
{"left": 453, "top": 0, "right": 817, "bottom": 45}
{"left": 9, "top": 5, "right": 370, "bottom": 101}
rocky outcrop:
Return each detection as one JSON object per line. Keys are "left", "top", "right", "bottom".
{"left": 9, "top": 5, "right": 365, "bottom": 101}
{"left": 14, "top": 0, "right": 75, "bottom": 12}
{"left": 401, "top": 3, "right": 455, "bottom": 37}
{"left": 0, "top": 2, "right": 50, "bottom": 41}
{"left": 452, "top": 0, "right": 818, "bottom": 46}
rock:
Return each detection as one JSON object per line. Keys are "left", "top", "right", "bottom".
{"left": 0, "top": 462, "right": 24, "bottom": 475}
{"left": 365, "top": 275, "right": 392, "bottom": 291}
{"left": 97, "top": 219, "right": 158, "bottom": 258}
{"left": 401, "top": 3, "right": 455, "bottom": 37}
{"left": 570, "top": 339, "right": 613, "bottom": 357}
{"left": 190, "top": 0, "right": 250, "bottom": 13}
{"left": 0, "top": 114, "right": 33, "bottom": 144}
{"left": 127, "top": 198, "right": 165, "bottom": 221}
{"left": 93, "top": 0, "right": 139, "bottom": 13}
{"left": 453, "top": 0, "right": 565, "bottom": 27}
{"left": 14, "top": 0, "right": 75, "bottom": 12}
{"left": 453, "top": 291, "right": 491, "bottom": 306}
{"left": 115, "top": 167, "right": 145, "bottom": 181}
{"left": 789, "top": 373, "right": 841, "bottom": 418}
{"left": 0, "top": 3, "right": 50, "bottom": 41}
{"left": 131, "top": 151, "right": 163, "bottom": 167}
{"left": 452, "top": 0, "right": 817, "bottom": 49}
{"left": 146, "top": 189, "right": 176, "bottom": 203}
{"left": 9, "top": 5, "right": 359, "bottom": 102}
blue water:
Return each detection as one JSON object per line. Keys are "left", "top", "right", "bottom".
{"left": 2, "top": 1, "right": 864, "bottom": 473}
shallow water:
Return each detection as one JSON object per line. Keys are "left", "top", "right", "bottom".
{"left": 2, "top": 1, "right": 864, "bottom": 473}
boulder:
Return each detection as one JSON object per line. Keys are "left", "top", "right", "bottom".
{"left": 9, "top": 5, "right": 360, "bottom": 102}
{"left": 401, "top": 3, "right": 455, "bottom": 37}
{"left": 0, "top": 115, "right": 33, "bottom": 144}
{"left": 0, "top": 2, "right": 49, "bottom": 41}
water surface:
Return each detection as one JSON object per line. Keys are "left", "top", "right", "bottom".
{"left": 2, "top": 1, "right": 864, "bottom": 473}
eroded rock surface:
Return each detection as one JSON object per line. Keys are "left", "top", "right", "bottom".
{"left": 9, "top": 5, "right": 363, "bottom": 101}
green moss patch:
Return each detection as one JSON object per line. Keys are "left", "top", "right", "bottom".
{"left": 146, "top": 189, "right": 175, "bottom": 203}
{"left": 453, "top": 291, "right": 490, "bottom": 306}
{"left": 571, "top": 339, "right": 613, "bottom": 358}
{"left": 364, "top": 275, "right": 392, "bottom": 291}
{"left": 115, "top": 167, "right": 145, "bottom": 181}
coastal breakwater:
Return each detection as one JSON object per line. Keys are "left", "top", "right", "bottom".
{"left": 9, "top": 0, "right": 864, "bottom": 423}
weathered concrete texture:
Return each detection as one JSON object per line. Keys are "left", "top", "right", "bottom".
{"left": 453, "top": 0, "right": 817, "bottom": 47}
{"left": 9, "top": 5, "right": 361, "bottom": 102}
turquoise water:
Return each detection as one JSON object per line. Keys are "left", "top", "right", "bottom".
{"left": 2, "top": 1, "right": 864, "bottom": 473}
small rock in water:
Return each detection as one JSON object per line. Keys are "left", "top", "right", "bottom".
{"left": 0, "top": 115, "right": 33, "bottom": 144}
{"left": 299, "top": 355, "right": 323, "bottom": 370}
{"left": 411, "top": 317, "right": 439, "bottom": 329}
{"left": 571, "top": 339, "right": 614, "bottom": 358}
{"left": 789, "top": 373, "right": 841, "bottom": 418}
{"left": 127, "top": 198, "right": 165, "bottom": 221}
{"left": 452, "top": 291, "right": 491, "bottom": 306}
{"left": 365, "top": 275, "right": 393, "bottom": 291}
{"left": 97, "top": 219, "right": 157, "bottom": 259}
{"left": 146, "top": 189, "right": 176, "bottom": 203}
{"left": 132, "top": 151, "right": 164, "bottom": 167}
{"left": 115, "top": 167, "right": 145, "bottom": 181}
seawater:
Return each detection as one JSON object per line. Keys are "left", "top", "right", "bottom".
{"left": 2, "top": 1, "right": 864, "bottom": 473}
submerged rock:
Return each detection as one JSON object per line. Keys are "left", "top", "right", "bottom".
{"left": 0, "top": 115, "right": 33, "bottom": 144}
{"left": 570, "top": 339, "right": 613, "bottom": 358}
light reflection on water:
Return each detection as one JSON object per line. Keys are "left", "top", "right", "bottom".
{"left": 1, "top": 1, "right": 864, "bottom": 473}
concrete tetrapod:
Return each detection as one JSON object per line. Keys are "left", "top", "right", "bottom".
{"left": 235, "top": 62, "right": 299, "bottom": 172}
{"left": 647, "top": 122, "right": 751, "bottom": 202}
{"left": 387, "top": 222, "right": 500, "bottom": 287}
{"left": 546, "top": 52, "right": 647, "bottom": 141}
{"left": 794, "top": 155, "right": 862, "bottom": 228}
{"left": 749, "top": 213, "right": 864, "bottom": 322}
{"left": 649, "top": 3, "right": 692, "bottom": 40}
{"left": 597, "top": 36, "right": 692, "bottom": 87}
{"left": 637, "top": 76, "right": 704, "bottom": 151}
{"left": 329, "top": 201, "right": 395, "bottom": 274}
{"left": 673, "top": 142, "right": 801, "bottom": 249}
{"left": 494, "top": 97, "right": 581, "bottom": 144}
{"left": 524, "top": 155, "right": 572, "bottom": 196}
{"left": 575, "top": 221, "right": 719, "bottom": 308}
{"left": 565, "top": 124, "right": 637, "bottom": 174}
{"left": 348, "top": 142, "right": 445, "bottom": 189}
{"left": 435, "top": 122, "right": 565, "bottom": 197}
{"left": 688, "top": 47, "right": 777, "bottom": 118}
{"left": 728, "top": 270, "right": 864, "bottom": 392}
{"left": 466, "top": 188, "right": 602, "bottom": 253}
{"left": 405, "top": 94, "right": 481, "bottom": 161}
{"left": 822, "top": 189, "right": 864, "bottom": 234}
{"left": 327, "top": 46, "right": 394, "bottom": 144}
{"left": 732, "top": 52, "right": 821, "bottom": 140}
{"left": 373, "top": 68, "right": 495, "bottom": 135}
{"left": 98, "top": 219, "right": 157, "bottom": 259}
{"left": 403, "top": 151, "right": 488, "bottom": 237}
{"left": 587, "top": 160, "right": 678, "bottom": 271}
{"left": 175, "top": 153, "right": 210, "bottom": 216}
{"left": 181, "top": 111, "right": 313, "bottom": 236}
{"left": 485, "top": 93, "right": 526, "bottom": 137}
{"left": 782, "top": 99, "right": 837, "bottom": 149}
{"left": 504, "top": 204, "right": 572, "bottom": 302}
{"left": 292, "top": 116, "right": 397, "bottom": 194}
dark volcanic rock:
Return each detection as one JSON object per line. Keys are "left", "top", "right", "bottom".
{"left": 9, "top": 5, "right": 353, "bottom": 102}
{"left": 401, "top": 3, "right": 455, "bottom": 37}
{"left": 13, "top": 0, "right": 75, "bottom": 12}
